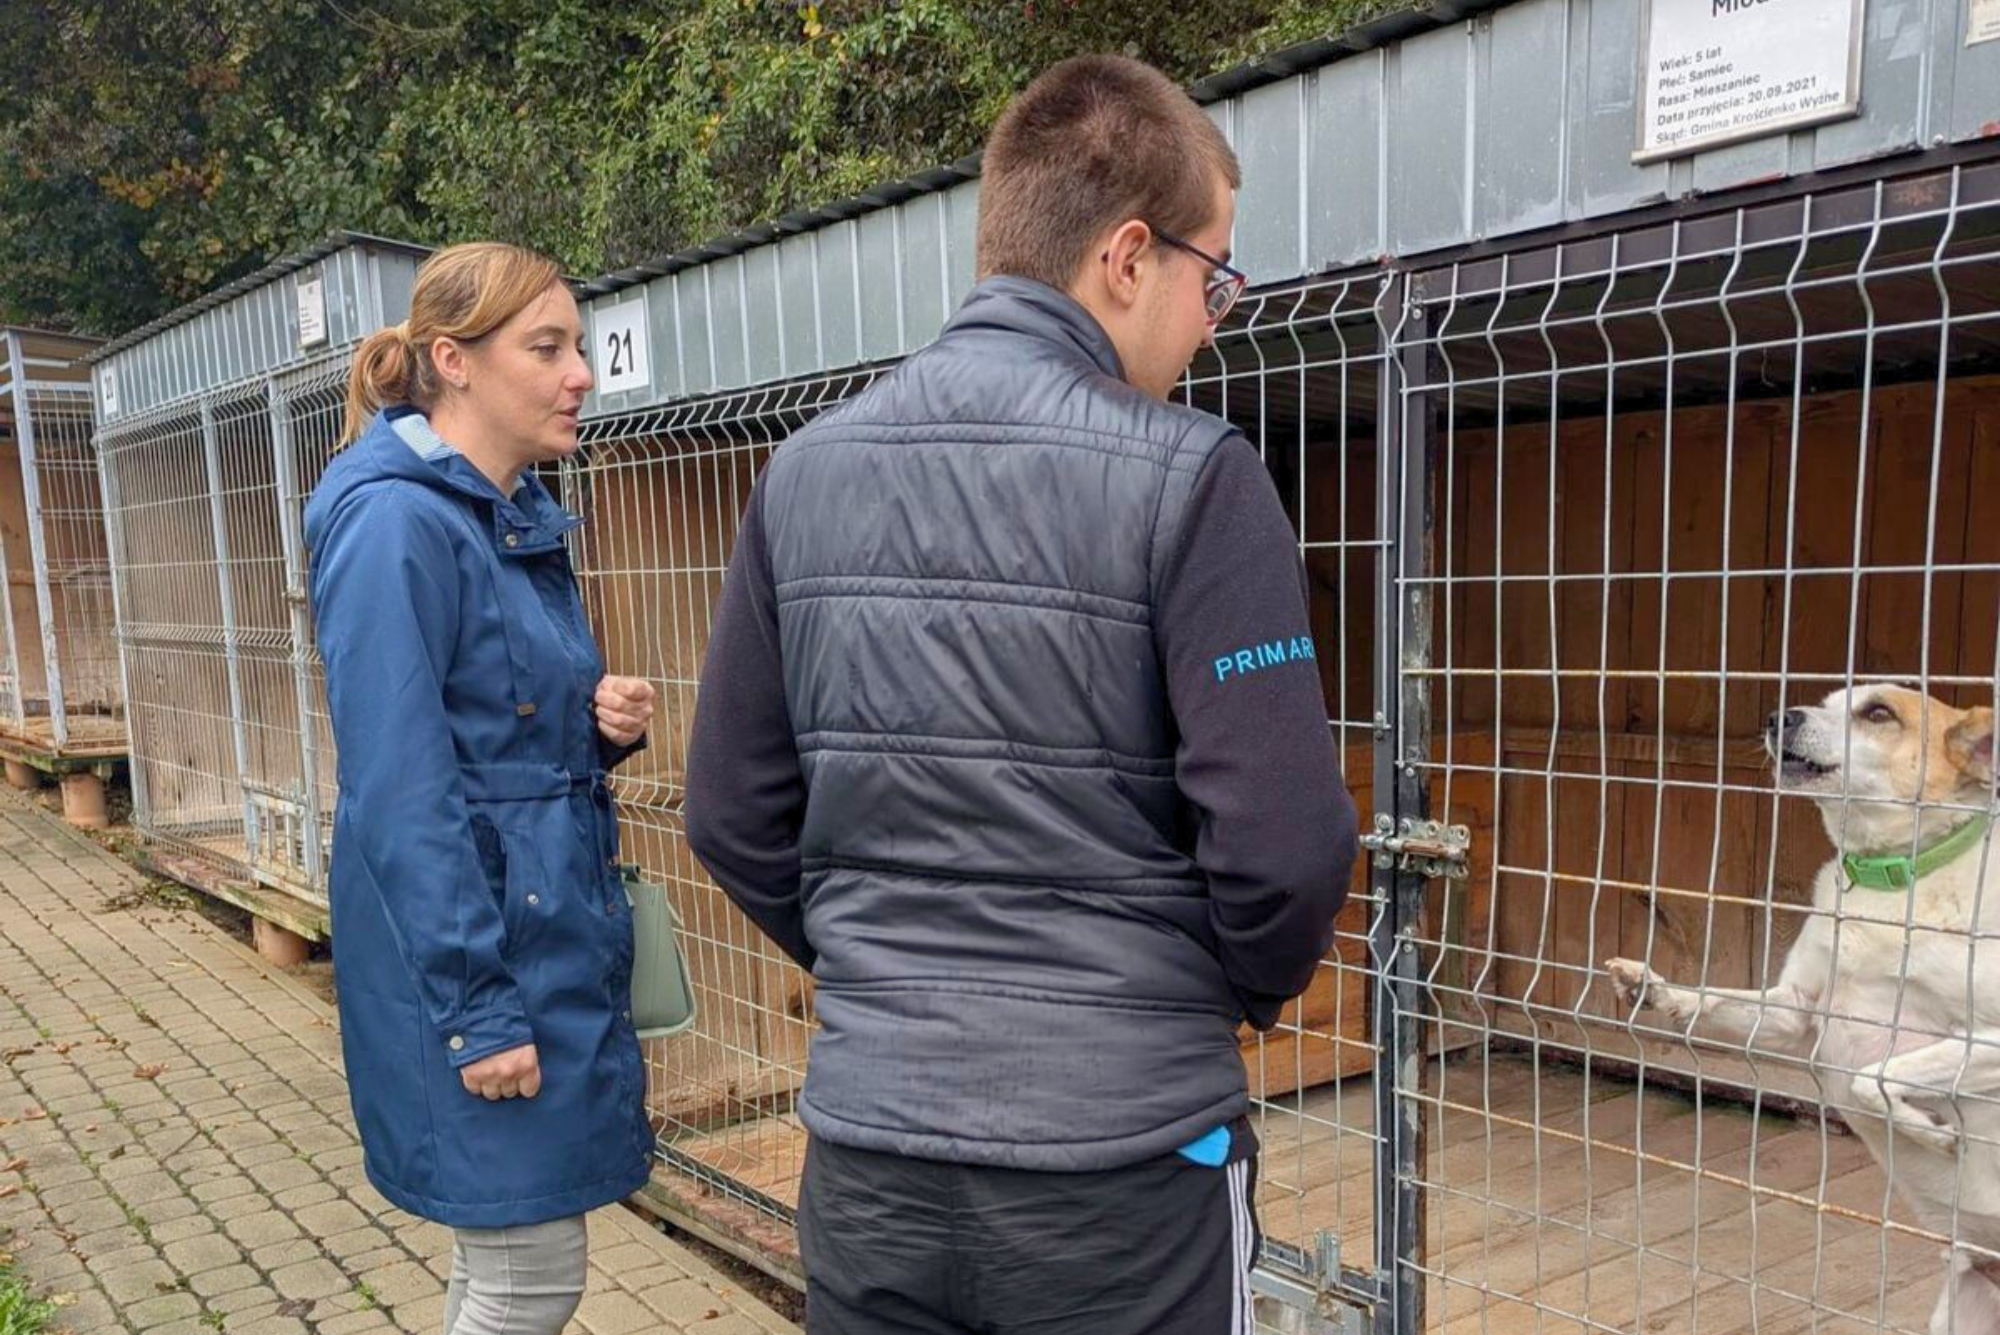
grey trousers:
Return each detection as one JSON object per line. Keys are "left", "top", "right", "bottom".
{"left": 443, "top": 1215, "right": 589, "bottom": 1335}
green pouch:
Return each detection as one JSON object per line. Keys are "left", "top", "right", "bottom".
{"left": 622, "top": 866, "right": 697, "bottom": 1040}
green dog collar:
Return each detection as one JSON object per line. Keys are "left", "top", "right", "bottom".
{"left": 1842, "top": 814, "right": 1994, "bottom": 892}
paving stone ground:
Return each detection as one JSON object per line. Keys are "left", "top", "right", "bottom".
{"left": 0, "top": 789, "right": 799, "bottom": 1335}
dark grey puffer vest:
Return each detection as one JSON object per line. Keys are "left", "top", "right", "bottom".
{"left": 760, "top": 276, "right": 1246, "bottom": 1171}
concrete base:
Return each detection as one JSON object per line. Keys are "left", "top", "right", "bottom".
{"left": 59, "top": 772, "right": 107, "bottom": 828}
{"left": 5, "top": 760, "right": 40, "bottom": 790}
{"left": 253, "top": 917, "right": 312, "bottom": 968}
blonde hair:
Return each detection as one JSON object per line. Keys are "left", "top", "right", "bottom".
{"left": 340, "top": 242, "right": 565, "bottom": 445}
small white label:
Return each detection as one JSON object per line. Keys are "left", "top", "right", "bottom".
{"left": 1636, "top": 0, "right": 1862, "bottom": 162}
{"left": 297, "top": 274, "right": 328, "bottom": 349}
{"left": 1971, "top": 0, "right": 2000, "bottom": 46}
{"left": 99, "top": 367, "right": 119, "bottom": 417}
{"left": 595, "top": 296, "right": 651, "bottom": 396}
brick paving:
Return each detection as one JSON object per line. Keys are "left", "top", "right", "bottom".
{"left": 0, "top": 791, "right": 798, "bottom": 1335}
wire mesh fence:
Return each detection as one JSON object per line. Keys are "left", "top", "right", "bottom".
{"left": 96, "top": 361, "right": 353, "bottom": 920}
{"left": 0, "top": 332, "right": 121, "bottom": 757}
{"left": 571, "top": 368, "right": 883, "bottom": 1221}
{"left": 100, "top": 402, "right": 239, "bottom": 862}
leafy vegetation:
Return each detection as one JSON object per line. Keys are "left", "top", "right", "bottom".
{"left": 0, "top": 0, "right": 1401, "bottom": 335}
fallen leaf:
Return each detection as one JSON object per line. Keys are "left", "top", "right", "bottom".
{"left": 82, "top": 1124, "right": 98, "bottom": 1133}
{"left": 50, "top": 1292, "right": 77, "bottom": 1307}
{"left": 133, "top": 1064, "right": 165, "bottom": 1080}
{"left": 0, "top": 1185, "right": 16, "bottom": 1200}
{"left": 1, "top": 1047, "right": 33, "bottom": 1060}
{"left": 22, "top": 1106, "right": 45, "bottom": 1121}
{"left": 54, "top": 1042, "right": 73, "bottom": 1055}
{"left": 1, "top": 1157, "right": 23, "bottom": 1173}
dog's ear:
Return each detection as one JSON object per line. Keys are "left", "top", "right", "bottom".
{"left": 1947, "top": 706, "right": 1995, "bottom": 786}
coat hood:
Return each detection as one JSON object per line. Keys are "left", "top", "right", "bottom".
{"left": 304, "top": 405, "right": 580, "bottom": 559}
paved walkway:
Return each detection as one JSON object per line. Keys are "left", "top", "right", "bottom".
{"left": 0, "top": 790, "right": 799, "bottom": 1335}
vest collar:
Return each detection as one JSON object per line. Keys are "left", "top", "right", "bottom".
{"left": 942, "top": 276, "right": 1127, "bottom": 383}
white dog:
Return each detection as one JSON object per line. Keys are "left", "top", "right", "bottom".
{"left": 1607, "top": 685, "right": 1998, "bottom": 1334}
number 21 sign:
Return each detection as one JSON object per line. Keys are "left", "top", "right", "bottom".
{"left": 595, "top": 295, "right": 652, "bottom": 396}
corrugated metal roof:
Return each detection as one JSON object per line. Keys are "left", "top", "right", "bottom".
{"left": 87, "top": 231, "right": 433, "bottom": 364}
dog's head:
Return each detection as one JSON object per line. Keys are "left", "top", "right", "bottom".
{"left": 1766, "top": 685, "right": 1994, "bottom": 853}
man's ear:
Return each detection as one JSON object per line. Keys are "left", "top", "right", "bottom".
{"left": 1083, "top": 219, "right": 1153, "bottom": 312}
{"left": 1947, "top": 705, "right": 1995, "bottom": 787}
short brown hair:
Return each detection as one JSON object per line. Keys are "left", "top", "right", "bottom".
{"left": 975, "top": 55, "right": 1240, "bottom": 290}
{"left": 340, "top": 242, "right": 564, "bottom": 444}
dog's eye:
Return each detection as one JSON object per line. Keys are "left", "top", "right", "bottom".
{"left": 1859, "top": 703, "right": 1899, "bottom": 725}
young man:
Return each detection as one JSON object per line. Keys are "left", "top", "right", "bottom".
{"left": 686, "top": 54, "right": 1359, "bottom": 1334}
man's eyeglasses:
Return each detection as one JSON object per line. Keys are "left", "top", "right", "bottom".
{"left": 1151, "top": 227, "right": 1248, "bottom": 326}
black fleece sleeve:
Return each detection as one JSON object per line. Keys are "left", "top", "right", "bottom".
{"left": 683, "top": 482, "right": 815, "bottom": 970}
{"left": 1155, "top": 432, "right": 1360, "bottom": 1030}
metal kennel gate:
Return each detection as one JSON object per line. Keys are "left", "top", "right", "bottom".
{"left": 571, "top": 369, "right": 886, "bottom": 1251}
{"left": 1363, "top": 159, "right": 2000, "bottom": 1335}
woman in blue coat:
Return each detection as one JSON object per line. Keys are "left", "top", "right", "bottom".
{"left": 304, "top": 242, "right": 657, "bottom": 1335}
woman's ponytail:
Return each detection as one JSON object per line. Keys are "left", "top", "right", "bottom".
{"left": 340, "top": 321, "right": 420, "bottom": 445}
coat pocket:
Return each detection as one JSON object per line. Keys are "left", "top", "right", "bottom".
{"left": 461, "top": 762, "right": 575, "bottom": 954}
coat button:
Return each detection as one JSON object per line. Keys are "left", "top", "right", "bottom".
{"left": 526, "top": 894, "right": 540, "bottom": 906}
{"left": 448, "top": 1035, "right": 465, "bottom": 1051}
{"left": 503, "top": 532, "right": 520, "bottom": 547}
{"left": 622, "top": 1010, "right": 632, "bottom": 1022}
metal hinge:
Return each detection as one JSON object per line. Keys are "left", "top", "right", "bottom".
{"left": 1361, "top": 814, "right": 1472, "bottom": 879}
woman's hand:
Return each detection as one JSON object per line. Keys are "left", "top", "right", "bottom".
{"left": 460, "top": 1043, "right": 541, "bottom": 1100}
{"left": 593, "top": 675, "right": 655, "bottom": 748}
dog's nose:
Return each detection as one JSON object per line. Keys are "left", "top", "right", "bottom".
{"left": 1766, "top": 709, "right": 1806, "bottom": 734}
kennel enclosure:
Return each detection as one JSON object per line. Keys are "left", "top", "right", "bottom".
{"left": 0, "top": 327, "right": 122, "bottom": 825}
{"left": 88, "top": 234, "right": 429, "bottom": 939}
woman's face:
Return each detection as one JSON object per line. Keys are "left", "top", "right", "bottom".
{"left": 454, "top": 284, "right": 595, "bottom": 466}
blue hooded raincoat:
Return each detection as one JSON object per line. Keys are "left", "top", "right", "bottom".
{"left": 304, "top": 406, "right": 652, "bottom": 1228}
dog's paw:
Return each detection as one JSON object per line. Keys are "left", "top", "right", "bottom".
{"left": 1604, "top": 958, "right": 1665, "bottom": 1014}
{"left": 1851, "top": 1072, "right": 1961, "bottom": 1153}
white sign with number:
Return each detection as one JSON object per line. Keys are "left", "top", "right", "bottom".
{"left": 297, "top": 274, "right": 328, "bottom": 349}
{"left": 1637, "top": 0, "right": 1863, "bottom": 162}
{"left": 595, "top": 296, "right": 652, "bottom": 396}
{"left": 99, "top": 367, "right": 119, "bottom": 417}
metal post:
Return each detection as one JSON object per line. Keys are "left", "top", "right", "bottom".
{"left": 200, "top": 397, "right": 257, "bottom": 859}
{"left": 1370, "top": 278, "right": 1429, "bottom": 1335}
{"left": 6, "top": 330, "right": 67, "bottom": 747}
{"left": 266, "top": 378, "right": 325, "bottom": 889}
{"left": 94, "top": 437, "right": 147, "bottom": 830}
{"left": 0, "top": 351, "right": 23, "bottom": 730}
